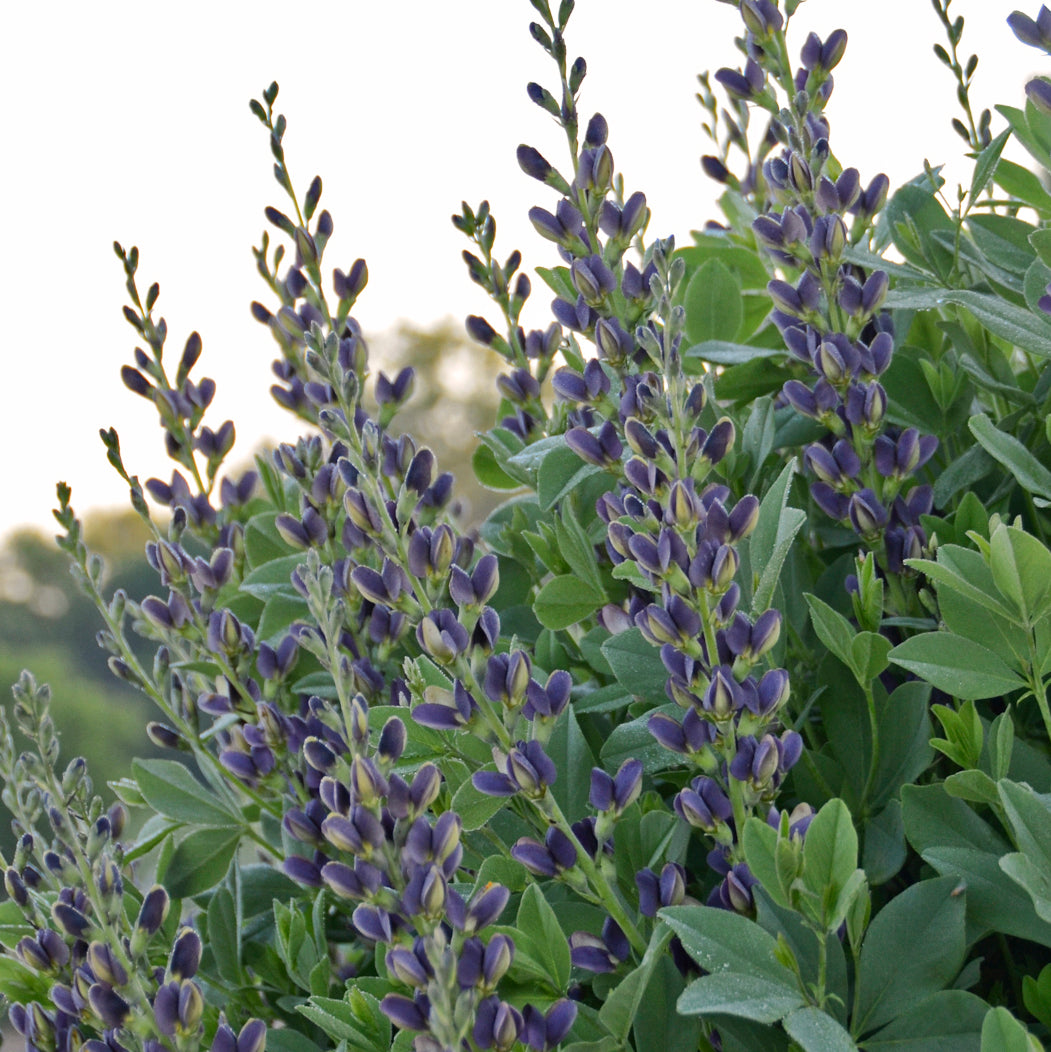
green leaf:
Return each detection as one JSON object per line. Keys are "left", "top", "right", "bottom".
{"left": 850, "top": 632, "right": 892, "bottom": 684}
{"left": 1033, "top": 228, "right": 1051, "bottom": 268}
{"left": 888, "top": 631, "right": 1024, "bottom": 699}
{"left": 749, "top": 462, "right": 803, "bottom": 615}
{"left": 782, "top": 1007, "right": 857, "bottom": 1051}
{"left": 683, "top": 259, "right": 743, "bottom": 344}
{"left": 1022, "top": 963, "right": 1051, "bottom": 1031}
{"left": 631, "top": 956, "right": 696, "bottom": 1052}
{"left": 256, "top": 592, "right": 310, "bottom": 642}
{"left": 1023, "top": 258, "right": 1051, "bottom": 318}
{"left": 918, "top": 840, "right": 1051, "bottom": 947}
{"left": 944, "top": 770, "right": 1000, "bottom": 809}
{"left": 244, "top": 511, "right": 298, "bottom": 568}
{"left": 538, "top": 443, "right": 604, "bottom": 510}
{"left": 450, "top": 778, "right": 506, "bottom": 831}
{"left": 989, "top": 523, "right": 1051, "bottom": 624}
{"left": 863, "top": 990, "right": 989, "bottom": 1051}
{"left": 554, "top": 505, "right": 606, "bottom": 595}
{"left": 240, "top": 553, "right": 305, "bottom": 599}
{"left": 882, "top": 182, "right": 955, "bottom": 269}
{"left": 598, "top": 927, "right": 673, "bottom": 1041}
{"left": 677, "top": 973, "right": 804, "bottom": 1024}
{"left": 996, "top": 157, "right": 1051, "bottom": 215}
{"left": 659, "top": 905, "right": 798, "bottom": 986}
{"left": 991, "top": 712, "right": 1016, "bottom": 781}
{"left": 998, "top": 780, "right": 1051, "bottom": 876}
{"left": 800, "top": 799, "right": 861, "bottom": 932}
{"left": 971, "top": 128, "right": 1012, "bottom": 200}
{"left": 265, "top": 1031, "right": 324, "bottom": 1052}
{"left": 932, "top": 444, "right": 996, "bottom": 506}
{"left": 885, "top": 287, "right": 1051, "bottom": 357}
{"left": 981, "top": 1006, "right": 1035, "bottom": 1052}
{"left": 968, "top": 213, "right": 1037, "bottom": 278}
{"left": 906, "top": 553, "right": 1019, "bottom": 624}
{"left": 533, "top": 574, "right": 605, "bottom": 630}
{"left": 999, "top": 852, "right": 1051, "bottom": 924}
{"left": 903, "top": 783, "right": 1010, "bottom": 858}
{"left": 289, "top": 670, "right": 339, "bottom": 699}
{"left": 804, "top": 594, "right": 856, "bottom": 674}
{"left": 536, "top": 264, "right": 577, "bottom": 301}
{"left": 969, "top": 413, "right": 1051, "bottom": 499}
{"left": 742, "top": 819, "right": 793, "bottom": 912}
{"left": 472, "top": 442, "right": 522, "bottom": 490}
{"left": 862, "top": 801, "right": 907, "bottom": 886}
{"left": 872, "top": 681, "right": 933, "bottom": 809}
{"left": 472, "top": 855, "right": 527, "bottom": 895}
{"left": 600, "top": 706, "right": 679, "bottom": 775}
{"left": 517, "top": 883, "right": 570, "bottom": 990}
{"left": 296, "top": 991, "right": 391, "bottom": 1051}
{"left": 546, "top": 708, "right": 593, "bottom": 821}
{"left": 206, "top": 887, "right": 241, "bottom": 984}
{"left": 132, "top": 759, "right": 239, "bottom": 827}
{"left": 600, "top": 628, "right": 667, "bottom": 704}
{"left": 164, "top": 826, "right": 240, "bottom": 899}
{"left": 854, "top": 876, "right": 967, "bottom": 1034}
{"left": 684, "top": 340, "right": 785, "bottom": 365}
{"left": 477, "top": 430, "right": 531, "bottom": 487}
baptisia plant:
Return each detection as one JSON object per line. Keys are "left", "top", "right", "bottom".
{"left": 6, "top": 0, "right": 1051, "bottom": 1050}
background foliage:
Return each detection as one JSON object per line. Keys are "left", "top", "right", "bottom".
{"left": 4, "top": 2, "right": 1051, "bottom": 1051}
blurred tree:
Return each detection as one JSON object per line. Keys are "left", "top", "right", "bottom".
{"left": 0, "top": 513, "right": 163, "bottom": 816}
{"left": 370, "top": 318, "right": 505, "bottom": 524}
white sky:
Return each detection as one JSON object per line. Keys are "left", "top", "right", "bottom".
{"left": 1, "top": 0, "right": 1033, "bottom": 542}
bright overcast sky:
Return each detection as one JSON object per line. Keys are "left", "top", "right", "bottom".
{"left": 2, "top": 0, "right": 1032, "bottom": 541}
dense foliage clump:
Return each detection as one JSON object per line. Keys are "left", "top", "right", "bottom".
{"left": 5, "top": 1, "right": 1051, "bottom": 1050}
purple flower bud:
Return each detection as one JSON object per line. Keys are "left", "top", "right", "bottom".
{"left": 451, "top": 881, "right": 510, "bottom": 933}
{"left": 353, "top": 904, "right": 394, "bottom": 943}
{"left": 782, "top": 379, "right": 818, "bottom": 417}
{"left": 416, "top": 609, "right": 470, "bottom": 663}
{"left": 380, "top": 993, "right": 428, "bottom": 1032}
{"left": 1009, "top": 7, "right": 1051, "bottom": 50}
{"left": 820, "top": 28, "right": 848, "bottom": 70}
{"left": 810, "top": 481, "right": 850, "bottom": 521}
{"left": 523, "top": 1000, "right": 577, "bottom": 1051}
{"left": 861, "top": 270, "right": 889, "bottom": 313}
{"left": 517, "top": 144, "right": 553, "bottom": 181}
{"left": 676, "top": 776, "right": 734, "bottom": 833}
{"left": 584, "top": 112, "right": 609, "bottom": 147}
{"left": 170, "top": 927, "right": 202, "bottom": 980}
{"left": 89, "top": 985, "right": 131, "bottom": 1028}
{"left": 565, "top": 421, "right": 623, "bottom": 468}
{"left": 701, "top": 155, "right": 731, "bottom": 183}
{"left": 386, "top": 946, "right": 430, "bottom": 988}
{"left": 838, "top": 276, "right": 864, "bottom": 317}
{"left": 134, "top": 884, "right": 170, "bottom": 936}
{"left": 552, "top": 366, "right": 589, "bottom": 402}
{"left": 474, "top": 996, "right": 523, "bottom": 1051}
{"left": 466, "top": 314, "right": 498, "bottom": 346}
{"left": 403, "top": 862, "right": 448, "bottom": 920}
{"left": 636, "top": 862, "right": 687, "bottom": 917}
{"left": 1031, "top": 79, "right": 1051, "bottom": 120}
{"left": 87, "top": 941, "right": 128, "bottom": 987}
{"left": 523, "top": 669, "right": 572, "bottom": 721}
{"left": 52, "top": 901, "right": 91, "bottom": 938}
{"left": 848, "top": 489, "right": 888, "bottom": 537}
{"left": 855, "top": 173, "right": 890, "bottom": 218}
{"left": 728, "top": 494, "right": 759, "bottom": 541}
{"left": 284, "top": 855, "right": 324, "bottom": 887}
